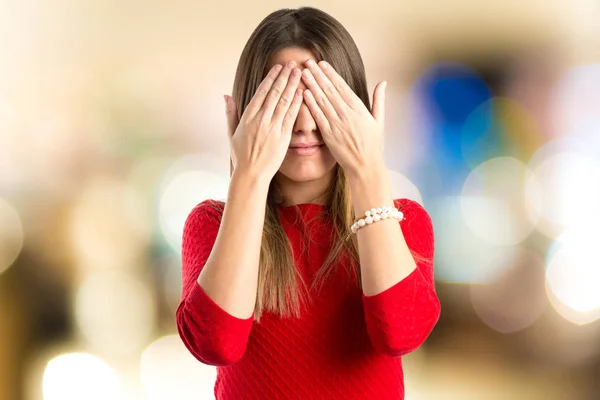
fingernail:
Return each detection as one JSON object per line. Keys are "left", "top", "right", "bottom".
{"left": 305, "top": 59, "right": 314, "bottom": 67}
{"left": 319, "top": 61, "right": 328, "bottom": 69}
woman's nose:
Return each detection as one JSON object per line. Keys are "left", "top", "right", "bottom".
{"left": 292, "top": 102, "right": 317, "bottom": 135}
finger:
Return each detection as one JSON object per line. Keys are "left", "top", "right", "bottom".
{"left": 303, "top": 89, "right": 332, "bottom": 134}
{"left": 260, "top": 61, "right": 296, "bottom": 118}
{"left": 244, "top": 64, "right": 284, "bottom": 117}
{"left": 303, "top": 59, "right": 347, "bottom": 116}
{"left": 224, "top": 95, "right": 238, "bottom": 174}
{"left": 371, "top": 81, "right": 387, "bottom": 125}
{"left": 281, "top": 89, "right": 304, "bottom": 133}
{"left": 301, "top": 68, "right": 339, "bottom": 121}
{"left": 224, "top": 95, "right": 239, "bottom": 139}
{"left": 317, "top": 60, "right": 364, "bottom": 110}
{"left": 272, "top": 67, "right": 302, "bottom": 125}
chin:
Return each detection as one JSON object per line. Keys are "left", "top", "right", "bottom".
{"left": 278, "top": 164, "right": 335, "bottom": 183}
{"left": 277, "top": 148, "right": 337, "bottom": 183}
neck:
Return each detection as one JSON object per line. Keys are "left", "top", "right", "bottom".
{"left": 273, "top": 169, "right": 335, "bottom": 206}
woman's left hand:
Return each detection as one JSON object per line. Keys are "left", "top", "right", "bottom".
{"left": 301, "top": 59, "right": 387, "bottom": 177}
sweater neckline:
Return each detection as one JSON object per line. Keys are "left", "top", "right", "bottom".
{"left": 277, "top": 203, "right": 327, "bottom": 211}
{"left": 276, "top": 203, "right": 328, "bottom": 220}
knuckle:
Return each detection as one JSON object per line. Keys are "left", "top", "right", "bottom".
{"left": 255, "top": 88, "right": 268, "bottom": 100}
{"left": 317, "top": 96, "right": 328, "bottom": 108}
{"left": 269, "top": 86, "right": 283, "bottom": 98}
{"left": 284, "top": 111, "right": 296, "bottom": 123}
{"left": 243, "top": 120, "right": 254, "bottom": 129}
{"left": 324, "top": 84, "right": 335, "bottom": 95}
{"left": 258, "top": 113, "right": 271, "bottom": 127}
{"left": 278, "top": 94, "right": 291, "bottom": 107}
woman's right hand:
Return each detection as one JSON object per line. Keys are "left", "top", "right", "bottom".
{"left": 224, "top": 61, "right": 303, "bottom": 181}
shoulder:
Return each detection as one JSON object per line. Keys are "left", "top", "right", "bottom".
{"left": 393, "top": 198, "right": 434, "bottom": 256}
{"left": 184, "top": 199, "right": 225, "bottom": 229}
{"left": 181, "top": 199, "right": 225, "bottom": 260}
{"left": 393, "top": 198, "right": 432, "bottom": 227}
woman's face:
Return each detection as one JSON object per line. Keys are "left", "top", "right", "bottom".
{"left": 265, "top": 47, "right": 338, "bottom": 186}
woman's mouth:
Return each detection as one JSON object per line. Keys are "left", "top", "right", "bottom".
{"left": 287, "top": 144, "right": 324, "bottom": 156}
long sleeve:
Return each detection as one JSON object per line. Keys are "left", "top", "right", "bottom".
{"left": 175, "top": 200, "right": 254, "bottom": 366}
{"left": 362, "top": 198, "right": 441, "bottom": 357}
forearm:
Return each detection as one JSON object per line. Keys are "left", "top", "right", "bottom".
{"left": 348, "top": 164, "right": 417, "bottom": 296}
{"left": 197, "top": 171, "right": 269, "bottom": 319}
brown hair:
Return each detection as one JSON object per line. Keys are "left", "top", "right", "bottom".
{"left": 213, "top": 7, "right": 426, "bottom": 320}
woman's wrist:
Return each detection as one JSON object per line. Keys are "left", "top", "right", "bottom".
{"left": 346, "top": 160, "right": 387, "bottom": 188}
{"left": 346, "top": 164, "right": 394, "bottom": 216}
{"left": 229, "top": 170, "right": 271, "bottom": 200}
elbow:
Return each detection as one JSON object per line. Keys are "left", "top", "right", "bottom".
{"left": 176, "top": 305, "right": 248, "bottom": 366}
{"left": 372, "top": 297, "right": 441, "bottom": 357}
{"left": 199, "top": 342, "right": 247, "bottom": 367}
{"left": 371, "top": 334, "right": 426, "bottom": 358}
{"left": 373, "top": 342, "right": 412, "bottom": 358}
{"left": 194, "top": 346, "right": 246, "bottom": 367}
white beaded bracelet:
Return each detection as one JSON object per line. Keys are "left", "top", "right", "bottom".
{"left": 346, "top": 205, "right": 404, "bottom": 240}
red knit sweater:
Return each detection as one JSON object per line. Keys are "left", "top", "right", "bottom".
{"left": 176, "top": 198, "right": 440, "bottom": 400}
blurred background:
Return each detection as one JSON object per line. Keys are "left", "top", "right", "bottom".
{"left": 1, "top": 0, "right": 599, "bottom": 399}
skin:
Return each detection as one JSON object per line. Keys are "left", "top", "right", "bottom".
{"left": 199, "top": 47, "right": 417, "bottom": 320}
{"left": 297, "top": 54, "right": 418, "bottom": 297}
{"left": 266, "top": 48, "right": 338, "bottom": 205}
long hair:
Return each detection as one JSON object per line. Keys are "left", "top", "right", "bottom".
{"left": 212, "top": 7, "right": 425, "bottom": 320}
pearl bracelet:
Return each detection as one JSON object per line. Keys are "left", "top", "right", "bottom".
{"left": 347, "top": 205, "right": 404, "bottom": 239}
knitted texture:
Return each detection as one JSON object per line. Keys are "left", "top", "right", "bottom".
{"left": 176, "top": 198, "right": 440, "bottom": 400}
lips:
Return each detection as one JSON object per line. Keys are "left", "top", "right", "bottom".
{"left": 289, "top": 142, "right": 324, "bottom": 149}
{"left": 287, "top": 143, "right": 324, "bottom": 156}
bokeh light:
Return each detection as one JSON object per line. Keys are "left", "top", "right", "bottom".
{"left": 0, "top": 99, "right": 20, "bottom": 189}
{"left": 158, "top": 154, "right": 229, "bottom": 252}
{"left": 42, "top": 353, "right": 122, "bottom": 400}
{"left": 67, "top": 175, "right": 151, "bottom": 274}
{"left": 388, "top": 169, "right": 423, "bottom": 204}
{"left": 430, "top": 196, "right": 520, "bottom": 283}
{"left": 460, "top": 157, "right": 540, "bottom": 246}
{"left": 415, "top": 63, "right": 492, "bottom": 126}
{"left": 545, "top": 229, "right": 600, "bottom": 325}
{"left": 410, "top": 62, "right": 492, "bottom": 194}
{"left": 552, "top": 64, "right": 600, "bottom": 155}
{"left": 127, "top": 156, "right": 173, "bottom": 209}
{"left": 140, "top": 335, "right": 217, "bottom": 400}
{"left": 162, "top": 255, "right": 183, "bottom": 314}
{"left": 3, "top": 2, "right": 600, "bottom": 398}
{"left": 461, "top": 97, "right": 543, "bottom": 168}
{"left": 470, "top": 248, "right": 547, "bottom": 333}
{"left": 0, "top": 197, "right": 24, "bottom": 276}
{"left": 75, "top": 270, "right": 155, "bottom": 355}
{"left": 526, "top": 148, "right": 600, "bottom": 238}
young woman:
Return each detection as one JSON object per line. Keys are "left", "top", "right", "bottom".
{"left": 176, "top": 7, "right": 441, "bottom": 400}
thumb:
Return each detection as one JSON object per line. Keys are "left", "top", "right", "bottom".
{"left": 224, "top": 95, "right": 239, "bottom": 139}
{"left": 371, "top": 81, "right": 387, "bottom": 125}
{"left": 224, "top": 95, "right": 239, "bottom": 176}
